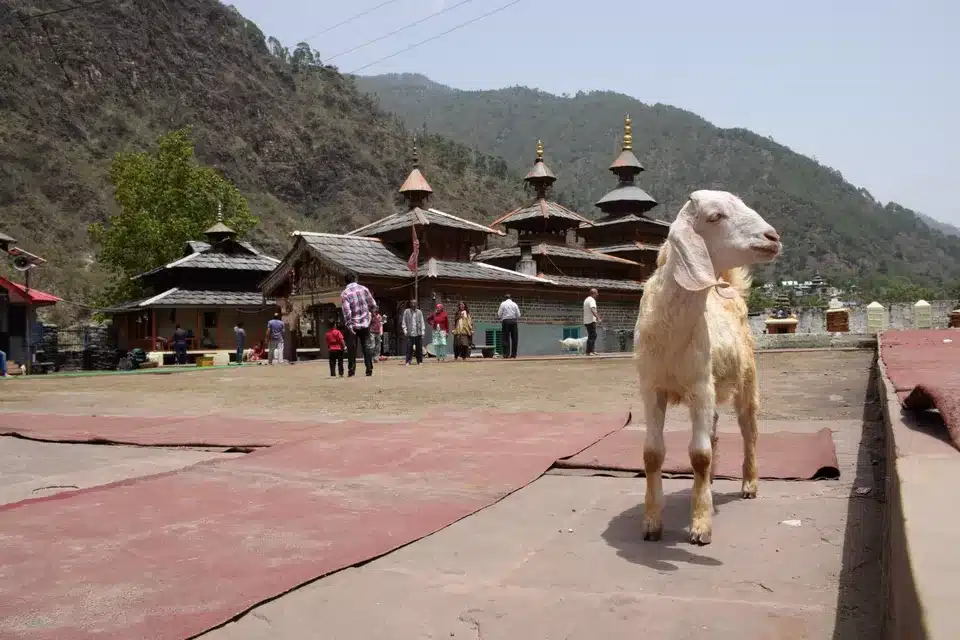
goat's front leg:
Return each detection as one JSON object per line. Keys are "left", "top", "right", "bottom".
{"left": 642, "top": 388, "right": 668, "bottom": 541}
{"left": 689, "top": 401, "right": 716, "bottom": 545}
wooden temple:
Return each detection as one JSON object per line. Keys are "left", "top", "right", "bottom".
{"left": 474, "top": 140, "right": 645, "bottom": 290}
{"left": 577, "top": 116, "right": 669, "bottom": 279}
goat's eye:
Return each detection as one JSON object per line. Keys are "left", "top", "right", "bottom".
{"left": 707, "top": 212, "right": 724, "bottom": 223}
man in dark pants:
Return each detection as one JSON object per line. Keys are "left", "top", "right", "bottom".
{"left": 340, "top": 273, "right": 377, "bottom": 377}
{"left": 172, "top": 323, "right": 188, "bottom": 365}
{"left": 496, "top": 293, "right": 521, "bottom": 359}
{"left": 583, "top": 288, "right": 601, "bottom": 355}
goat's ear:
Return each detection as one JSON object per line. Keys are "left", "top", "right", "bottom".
{"left": 668, "top": 216, "right": 718, "bottom": 293}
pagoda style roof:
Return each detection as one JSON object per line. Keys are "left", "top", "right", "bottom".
{"left": 492, "top": 199, "right": 593, "bottom": 229}
{"left": 131, "top": 237, "right": 279, "bottom": 281}
{"left": 594, "top": 184, "right": 659, "bottom": 214}
{"left": 348, "top": 207, "right": 503, "bottom": 238}
{"left": 590, "top": 241, "right": 662, "bottom": 255}
{"left": 578, "top": 213, "right": 670, "bottom": 231}
{"left": 474, "top": 242, "right": 639, "bottom": 266}
{"left": 547, "top": 274, "right": 646, "bottom": 292}
{"left": 595, "top": 116, "right": 659, "bottom": 217}
{"left": 104, "top": 289, "right": 274, "bottom": 312}
{"left": 261, "top": 232, "right": 642, "bottom": 297}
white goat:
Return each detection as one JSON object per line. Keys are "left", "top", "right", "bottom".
{"left": 633, "top": 190, "right": 781, "bottom": 545}
{"left": 559, "top": 336, "right": 588, "bottom": 355}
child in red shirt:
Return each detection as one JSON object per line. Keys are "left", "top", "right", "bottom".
{"left": 325, "top": 323, "right": 346, "bottom": 377}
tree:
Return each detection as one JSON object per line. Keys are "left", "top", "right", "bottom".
{"left": 89, "top": 127, "right": 258, "bottom": 304}
{"left": 291, "top": 42, "right": 321, "bottom": 72}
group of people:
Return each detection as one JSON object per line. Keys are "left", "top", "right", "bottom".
{"left": 398, "top": 298, "right": 475, "bottom": 365}
{"left": 226, "top": 277, "right": 604, "bottom": 374}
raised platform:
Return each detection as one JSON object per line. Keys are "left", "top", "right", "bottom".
{"left": 878, "top": 329, "right": 960, "bottom": 639}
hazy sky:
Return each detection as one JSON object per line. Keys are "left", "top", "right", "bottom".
{"left": 230, "top": 0, "right": 958, "bottom": 225}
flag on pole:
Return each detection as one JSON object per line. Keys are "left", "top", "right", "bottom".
{"left": 407, "top": 223, "right": 419, "bottom": 272}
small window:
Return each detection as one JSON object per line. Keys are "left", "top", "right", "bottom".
{"left": 562, "top": 327, "right": 581, "bottom": 340}
{"left": 484, "top": 329, "right": 504, "bottom": 355}
{"left": 203, "top": 311, "right": 218, "bottom": 329}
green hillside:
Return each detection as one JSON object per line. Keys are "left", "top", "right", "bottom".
{"left": 355, "top": 73, "right": 960, "bottom": 295}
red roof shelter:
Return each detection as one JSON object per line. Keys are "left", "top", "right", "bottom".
{"left": 0, "top": 276, "right": 61, "bottom": 306}
{"left": 1, "top": 275, "right": 60, "bottom": 374}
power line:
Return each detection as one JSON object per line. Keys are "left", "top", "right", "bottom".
{"left": 18, "top": 0, "right": 110, "bottom": 21}
{"left": 326, "top": 0, "right": 472, "bottom": 64}
{"left": 300, "top": 0, "right": 404, "bottom": 43}
{"left": 345, "top": 0, "right": 525, "bottom": 75}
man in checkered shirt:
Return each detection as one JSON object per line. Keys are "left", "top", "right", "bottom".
{"left": 340, "top": 273, "right": 378, "bottom": 377}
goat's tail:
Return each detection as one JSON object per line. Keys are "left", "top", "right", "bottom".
{"left": 720, "top": 266, "right": 752, "bottom": 299}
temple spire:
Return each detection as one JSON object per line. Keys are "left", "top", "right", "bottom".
{"left": 204, "top": 200, "right": 236, "bottom": 243}
{"left": 523, "top": 138, "right": 557, "bottom": 199}
{"left": 399, "top": 138, "right": 433, "bottom": 209}
{"left": 622, "top": 116, "right": 633, "bottom": 151}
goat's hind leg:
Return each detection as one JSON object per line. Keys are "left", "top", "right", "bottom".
{"left": 642, "top": 389, "right": 668, "bottom": 541}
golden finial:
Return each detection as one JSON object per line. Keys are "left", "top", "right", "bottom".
{"left": 536, "top": 139, "right": 544, "bottom": 161}
{"left": 412, "top": 139, "right": 420, "bottom": 168}
{"left": 216, "top": 201, "right": 223, "bottom": 223}
{"left": 623, "top": 115, "right": 633, "bottom": 151}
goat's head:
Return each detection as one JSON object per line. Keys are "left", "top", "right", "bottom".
{"left": 667, "top": 190, "right": 781, "bottom": 296}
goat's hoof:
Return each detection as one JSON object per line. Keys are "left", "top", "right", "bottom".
{"left": 642, "top": 519, "right": 663, "bottom": 541}
{"left": 741, "top": 481, "right": 758, "bottom": 499}
{"left": 689, "top": 522, "right": 712, "bottom": 545}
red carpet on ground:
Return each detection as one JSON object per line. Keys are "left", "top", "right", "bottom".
{"left": 0, "top": 412, "right": 331, "bottom": 448}
{"left": 0, "top": 410, "right": 627, "bottom": 640}
{"left": 555, "top": 425, "right": 840, "bottom": 480}
{"left": 880, "top": 329, "right": 960, "bottom": 451}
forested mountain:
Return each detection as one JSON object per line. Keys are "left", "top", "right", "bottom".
{"left": 356, "top": 73, "right": 960, "bottom": 294}
{"left": 0, "top": 1, "right": 523, "bottom": 310}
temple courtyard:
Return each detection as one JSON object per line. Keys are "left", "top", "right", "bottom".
{"left": 0, "top": 350, "right": 883, "bottom": 639}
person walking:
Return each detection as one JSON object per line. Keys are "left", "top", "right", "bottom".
{"left": 325, "top": 322, "right": 346, "bottom": 377}
{"left": 402, "top": 299, "right": 425, "bottom": 366}
{"left": 428, "top": 303, "right": 450, "bottom": 362}
{"left": 583, "top": 288, "right": 601, "bottom": 356}
{"left": 452, "top": 301, "right": 474, "bottom": 361}
{"left": 233, "top": 321, "right": 246, "bottom": 365}
{"left": 265, "top": 312, "right": 285, "bottom": 365}
{"left": 497, "top": 293, "right": 520, "bottom": 359}
{"left": 172, "top": 323, "right": 188, "bottom": 365}
{"left": 369, "top": 305, "right": 384, "bottom": 360}
{"left": 340, "top": 273, "right": 377, "bottom": 377}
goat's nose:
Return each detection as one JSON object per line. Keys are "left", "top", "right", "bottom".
{"left": 764, "top": 228, "right": 780, "bottom": 243}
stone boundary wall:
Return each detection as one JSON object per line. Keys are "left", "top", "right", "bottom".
{"left": 748, "top": 299, "right": 958, "bottom": 335}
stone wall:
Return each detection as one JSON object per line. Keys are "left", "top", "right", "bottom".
{"left": 39, "top": 325, "right": 119, "bottom": 371}
{"left": 748, "top": 299, "right": 959, "bottom": 335}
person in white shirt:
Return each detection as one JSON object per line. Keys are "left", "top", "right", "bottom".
{"left": 583, "top": 288, "right": 601, "bottom": 355}
{"left": 496, "top": 293, "right": 521, "bottom": 359}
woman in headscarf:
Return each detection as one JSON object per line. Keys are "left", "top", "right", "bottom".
{"left": 452, "top": 301, "right": 473, "bottom": 361}
{"left": 428, "top": 302, "right": 450, "bottom": 362}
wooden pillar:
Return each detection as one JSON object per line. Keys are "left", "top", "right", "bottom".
{"left": 196, "top": 309, "right": 201, "bottom": 348}
{"left": 216, "top": 310, "right": 222, "bottom": 352}
{"left": 151, "top": 309, "right": 157, "bottom": 351}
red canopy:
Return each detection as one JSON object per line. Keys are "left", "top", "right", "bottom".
{"left": 0, "top": 276, "right": 61, "bottom": 306}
